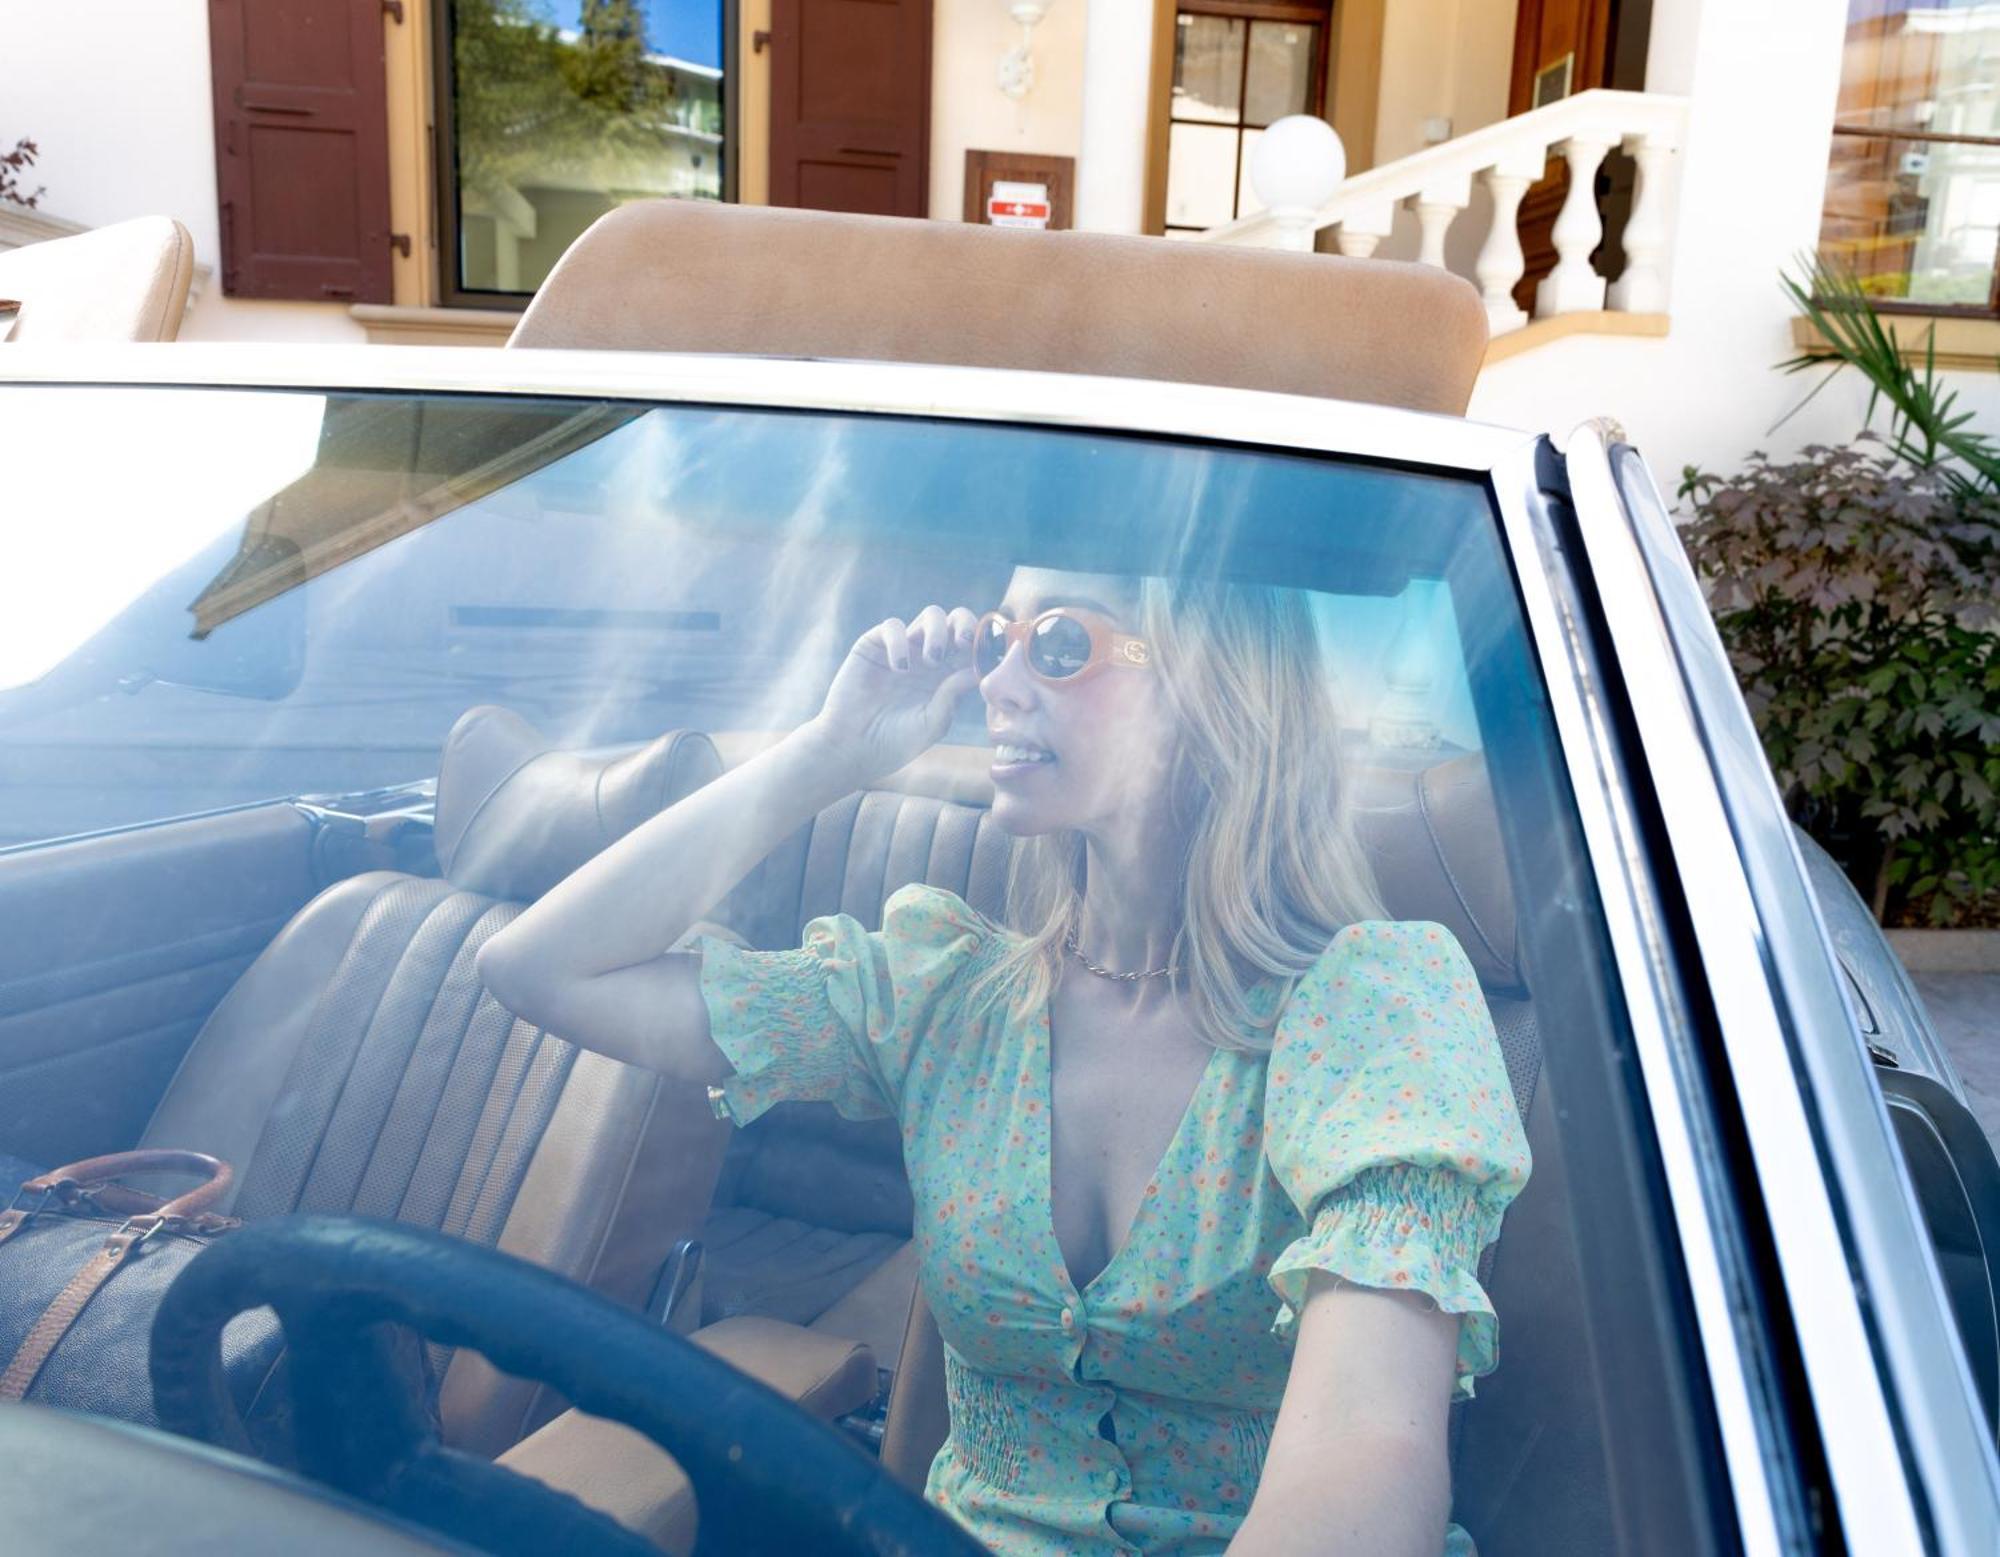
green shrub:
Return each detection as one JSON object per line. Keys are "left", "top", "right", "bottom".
{"left": 1678, "top": 438, "right": 1999, "bottom": 927}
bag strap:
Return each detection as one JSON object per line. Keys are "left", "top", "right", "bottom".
{"left": 0, "top": 1151, "right": 239, "bottom": 1400}
{"left": 0, "top": 1218, "right": 166, "bottom": 1402}
{"left": 19, "top": 1149, "right": 233, "bottom": 1221}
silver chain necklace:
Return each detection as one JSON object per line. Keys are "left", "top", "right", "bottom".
{"left": 1063, "top": 928, "right": 1178, "bottom": 982}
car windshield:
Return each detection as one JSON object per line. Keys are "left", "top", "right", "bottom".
{"left": 0, "top": 382, "right": 1726, "bottom": 1554}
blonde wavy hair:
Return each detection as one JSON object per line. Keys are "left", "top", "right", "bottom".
{"left": 969, "top": 577, "right": 1385, "bottom": 1053}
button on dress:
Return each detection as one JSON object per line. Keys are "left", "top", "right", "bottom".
{"left": 699, "top": 885, "right": 1531, "bottom": 1555}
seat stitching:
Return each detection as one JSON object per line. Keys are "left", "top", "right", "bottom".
{"left": 232, "top": 877, "right": 433, "bottom": 1219}
{"left": 340, "top": 891, "right": 497, "bottom": 1216}
{"left": 289, "top": 884, "right": 468, "bottom": 1215}
{"left": 439, "top": 1017, "right": 544, "bottom": 1241}
{"left": 387, "top": 901, "right": 518, "bottom": 1225}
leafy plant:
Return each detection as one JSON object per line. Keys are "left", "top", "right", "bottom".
{"left": 1678, "top": 439, "right": 2000, "bottom": 927}
{"left": 1777, "top": 254, "right": 2000, "bottom": 495}
{"left": 0, "top": 137, "right": 42, "bottom": 209}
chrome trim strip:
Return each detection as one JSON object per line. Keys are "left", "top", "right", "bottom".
{"left": 1561, "top": 423, "right": 1928, "bottom": 1553}
{"left": 1487, "top": 440, "right": 1791, "bottom": 1555}
{"left": 0, "top": 342, "right": 1532, "bottom": 471}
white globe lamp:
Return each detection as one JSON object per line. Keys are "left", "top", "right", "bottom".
{"left": 1249, "top": 116, "right": 1346, "bottom": 252}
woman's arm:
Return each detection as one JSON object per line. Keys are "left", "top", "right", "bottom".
{"left": 1229, "top": 1274, "right": 1460, "bottom": 1557}
{"left": 476, "top": 605, "right": 980, "bottom": 1078}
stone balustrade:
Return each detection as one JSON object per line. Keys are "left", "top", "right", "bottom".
{"left": 1195, "top": 89, "right": 1690, "bottom": 340}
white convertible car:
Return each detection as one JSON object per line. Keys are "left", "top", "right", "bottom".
{"left": 0, "top": 202, "right": 1993, "bottom": 1556}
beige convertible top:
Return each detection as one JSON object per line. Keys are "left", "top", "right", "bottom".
{"left": 509, "top": 201, "right": 1488, "bottom": 417}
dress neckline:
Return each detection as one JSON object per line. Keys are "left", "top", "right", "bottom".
{"left": 1033, "top": 997, "right": 1226, "bottom": 1300}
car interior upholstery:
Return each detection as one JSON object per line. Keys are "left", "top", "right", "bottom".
{"left": 506, "top": 200, "right": 1490, "bottom": 418}
{"left": 0, "top": 214, "right": 196, "bottom": 345}
{"left": 118, "top": 703, "right": 746, "bottom": 1458}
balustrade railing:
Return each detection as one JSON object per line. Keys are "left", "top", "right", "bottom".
{"left": 1195, "top": 89, "right": 1689, "bottom": 340}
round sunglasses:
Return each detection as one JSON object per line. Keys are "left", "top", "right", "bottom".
{"left": 974, "top": 608, "right": 1152, "bottom": 684}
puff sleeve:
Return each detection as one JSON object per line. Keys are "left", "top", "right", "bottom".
{"left": 1262, "top": 921, "right": 1531, "bottom": 1401}
{"left": 696, "top": 883, "right": 990, "bottom": 1127}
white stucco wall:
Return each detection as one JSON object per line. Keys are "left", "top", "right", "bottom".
{"left": 5, "top": 0, "right": 366, "bottom": 343}
{"left": 1373, "top": 0, "right": 1517, "bottom": 166}
{"left": 928, "top": 0, "right": 1088, "bottom": 222}
{"left": 1468, "top": 0, "right": 2000, "bottom": 491}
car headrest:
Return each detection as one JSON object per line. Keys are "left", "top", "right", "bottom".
{"left": 0, "top": 215, "right": 195, "bottom": 344}
{"left": 508, "top": 201, "right": 1489, "bottom": 416}
{"left": 435, "top": 705, "right": 723, "bottom": 902}
{"left": 1350, "top": 752, "right": 1519, "bottom": 992}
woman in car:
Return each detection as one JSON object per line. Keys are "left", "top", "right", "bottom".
{"left": 478, "top": 570, "right": 1531, "bottom": 1557}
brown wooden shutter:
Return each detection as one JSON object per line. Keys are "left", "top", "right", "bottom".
{"left": 208, "top": 0, "right": 394, "bottom": 303}
{"left": 769, "top": 0, "right": 933, "bottom": 218}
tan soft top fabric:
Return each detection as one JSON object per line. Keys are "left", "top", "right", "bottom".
{"left": 509, "top": 201, "right": 1488, "bottom": 415}
{"left": 0, "top": 216, "right": 195, "bottom": 344}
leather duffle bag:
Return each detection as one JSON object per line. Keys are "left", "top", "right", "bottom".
{"left": 0, "top": 1148, "right": 287, "bottom": 1446}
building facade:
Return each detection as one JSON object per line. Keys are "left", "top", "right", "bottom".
{"left": 5, "top": 0, "right": 2000, "bottom": 483}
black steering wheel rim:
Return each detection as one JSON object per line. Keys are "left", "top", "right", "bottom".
{"left": 149, "top": 1215, "right": 981, "bottom": 1557}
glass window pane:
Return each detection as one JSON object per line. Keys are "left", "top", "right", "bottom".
{"left": 450, "top": 0, "right": 726, "bottom": 297}
{"left": 1167, "top": 122, "right": 1243, "bottom": 228}
{"left": 1820, "top": 133, "right": 2000, "bottom": 305}
{"left": 1, "top": 380, "right": 1737, "bottom": 1556}
{"left": 1244, "top": 21, "right": 1318, "bottom": 127}
{"left": 1172, "top": 13, "right": 1245, "bottom": 125}
{"left": 1835, "top": 0, "right": 2000, "bottom": 138}
{"left": 1236, "top": 126, "right": 1263, "bottom": 215}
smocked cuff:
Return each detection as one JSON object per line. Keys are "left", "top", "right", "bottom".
{"left": 696, "top": 934, "right": 849, "bottom": 1127}
{"left": 1268, "top": 1162, "right": 1500, "bottom": 1402}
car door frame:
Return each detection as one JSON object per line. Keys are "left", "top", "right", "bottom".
{"left": 1557, "top": 418, "right": 2000, "bottom": 1554}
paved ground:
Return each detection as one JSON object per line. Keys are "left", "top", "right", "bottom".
{"left": 1914, "top": 972, "right": 2000, "bottom": 1147}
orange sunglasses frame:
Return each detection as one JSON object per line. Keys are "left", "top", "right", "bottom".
{"left": 974, "top": 608, "right": 1153, "bottom": 685}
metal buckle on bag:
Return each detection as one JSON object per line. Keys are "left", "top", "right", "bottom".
{"left": 111, "top": 1214, "right": 168, "bottom": 1248}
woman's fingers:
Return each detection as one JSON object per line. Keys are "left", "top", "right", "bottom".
{"left": 878, "top": 616, "right": 911, "bottom": 672}
{"left": 912, "top": 604, "right": 951, "bottom": 665}
{"left": 924, "top": 666, "right": 980, "bottom": 734}
{"left": 946, "top": 605, "right": 980, "bottom": 652}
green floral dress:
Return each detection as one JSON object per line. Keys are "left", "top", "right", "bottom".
{"left": 698, "top": 885, "right": 1531, "bottom": 1555}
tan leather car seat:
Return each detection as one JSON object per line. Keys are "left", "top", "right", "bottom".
{"left": 140, "top": 704, "right": 732, "bottom": 1456}
{"left": 508, "top": 200, "right": 1489, "bottom": 417}
{"left": 0, "top": 216, "right": 196, "bottom": 344}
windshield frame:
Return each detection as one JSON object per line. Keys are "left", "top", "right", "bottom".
{"left": 0, "top": 343, "right": 1858, "bottom": 1550}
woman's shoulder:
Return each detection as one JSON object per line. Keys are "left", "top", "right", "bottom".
{"left": 1264, "top": 920, "right": 1486, "bottom": 1039}
{"left": 875, "top": 881, "right": 1007, "bottom": 956}
{"left": 1304, "top": 919, "right": 1482, "bottom": 983}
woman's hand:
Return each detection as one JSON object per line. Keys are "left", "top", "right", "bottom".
{"left": 804, "top": 604, "right": 982, "bottom": 787}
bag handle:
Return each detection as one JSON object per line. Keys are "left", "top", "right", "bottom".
{"left": 22, "top": 1150, "right": 233, "bottom": 1222}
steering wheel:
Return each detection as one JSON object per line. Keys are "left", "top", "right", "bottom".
{"left": 149, "top": 1215, "right": 982, "bottom": 1557}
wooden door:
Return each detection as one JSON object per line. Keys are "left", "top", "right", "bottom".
{"left": 1508, "top": 0, "right": 1647, "bottom": 312}
{"left": 207, "top": 0, "right": 393, "bottom": 302}
{"left": 769, "top": 0, "right": 933, "bottom": 218}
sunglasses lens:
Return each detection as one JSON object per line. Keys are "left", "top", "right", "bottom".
{"left": 1028, "top": 613, "right": 1093, "bottom": 679}
{"left": 975, "top": 618, "right": 1009, "bottom": 677}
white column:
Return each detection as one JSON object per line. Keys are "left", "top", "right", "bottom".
{"left": 1413, "top": 172, "right": 1471, "bottom": 270}
{"left": 1075, "top": 0, "right": 1157, "bottom": 234}
{"left": 1475, "top": 152, "right": 1543, "bottom": 336}
{"left": 1536, "top": 132, "right": 1618, "bottom": 316}
{"left": 1333, "top": 199, "right": 1396, "bottom": 258}
{"left": 1607, "top": 132, "right": 1675, "bottom": 313}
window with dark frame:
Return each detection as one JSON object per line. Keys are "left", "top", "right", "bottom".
{"left": 1818, "top": 0, "right": 2000, "bottom": 315}
{"left": 432, "top": 0, "right": 733, "bottom": 308}
{"left": 1162, "top": 1, "right": 1334, "bottom": 238}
